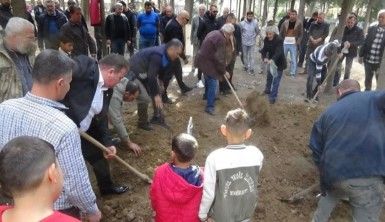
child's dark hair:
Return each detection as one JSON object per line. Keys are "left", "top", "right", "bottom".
{"left": 59, "top": 33, "right": 73, "bottom": 44}
{"left": 171, "top": 133, "right": 198, "bottom": 163}
{"left": 225, "top": 108, "right": 250, "bottom": 136}
{"left": 0, "top": 136, "right": 56, "bottom": 198}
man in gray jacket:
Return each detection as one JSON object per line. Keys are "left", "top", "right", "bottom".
{"left": 108, "top": 78, "right": 142, "bottom": 156}
{"left": 240, "top": 11, "right": 260, "bottom": 75}
{"left": 190, "top": 4, "right": 206, "bottom": 80}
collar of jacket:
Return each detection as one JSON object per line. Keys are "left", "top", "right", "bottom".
{"left": 161, "top": 48, "right": 170, "bottom": 68}
{"left": 338, "top": 90, "right": 359, "bottom": 101}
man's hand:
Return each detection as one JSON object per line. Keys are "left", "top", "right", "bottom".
{"left": 263, "top": 58, "right": 269, "bottom": 63}
{"left": 104, "top": 146, "right": 117, "bottom": 159}
{"left": 127, "top": 141, "right": 142, "bottom": 156}
{"left": 224, "top": 72, "right": 230, "bottom": 79}
{"left": 127, "top": 40, "right": 131, "bottom": 45}
{"left": 337, "top": 53, "right": 344, "bottom": 59}
{"left": 344, "top": 41, "right": 351, "bottom": 48}
{"left": 106, "top": 39, "right": 111, "bottom": 45}
{"left": 154, "top": 95, "right": 163, "bottom": 109}
{"left": 358, "top": 57, "right": 363, "bottom": 64}
{"left": 183, "top": 57, "right": 189, "bottom": 64}
{"left": 86, "top": 210, "right": 102, "bottom": 222}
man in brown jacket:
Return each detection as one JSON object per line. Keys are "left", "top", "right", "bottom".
{"left": 195, "top": 23, "right": 234, "bottom": 115}
{"left": 280, "top": 9, "right": 303, "bottom": 77}
{"left": 0, "top": 17, "right": 36, "bottom": 103}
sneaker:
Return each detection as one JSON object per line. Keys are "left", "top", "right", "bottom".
{"left": 162, "top": 96, "right": 173, "bottom": 104}
{"left": 196, "top": 80, "right": 204, "bottom": 88}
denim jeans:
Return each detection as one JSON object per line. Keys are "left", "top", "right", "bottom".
{"left": 242, "top": 44, "right": 256, "bottom": 71}
{"left": 333, "top": 56, "right": 354, "bottom": 86}
{"left": 312, "top": 177, "right": 384, "bottom": 222}
{"left": 364, "top": 62, "right": 380, "bottom": 91}
{"left": 111, "top": 38, "right": 125, "bottom": 55}
{"left": 139, "top": 36, "right": 156, "bottom": 50}
{"left": 204, "top": 75, "right": 217, "bottom": 112}
{"left": 264, "top": 69, "right": 283, "bottom": 102}
{"left": 284, "top": 43, "right": 298, "bottom": 76}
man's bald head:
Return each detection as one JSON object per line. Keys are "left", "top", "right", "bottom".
{"left": 336, "top": 79, "right": 360, "bottom": 99}
{"left": 177, "top": 10, "right": 190, "bottom": 26}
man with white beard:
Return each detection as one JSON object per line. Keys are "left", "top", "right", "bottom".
{"left": 0, "top": 17, "right": 37, "bottom": 102}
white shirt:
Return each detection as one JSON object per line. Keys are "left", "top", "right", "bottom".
{"left": 79, "top": 68, "right": 107, "bottom": 132}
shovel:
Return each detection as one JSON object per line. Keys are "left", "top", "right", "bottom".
{"left": 80, "top": 131, "right": 153, "bottom": 184}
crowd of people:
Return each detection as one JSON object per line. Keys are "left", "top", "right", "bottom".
{"left": 0, "top": 0, "right": 385, "bottom": 221}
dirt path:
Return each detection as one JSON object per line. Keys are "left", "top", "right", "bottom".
{"left": 96, "top": 53, "right": 384, "bottom": 221}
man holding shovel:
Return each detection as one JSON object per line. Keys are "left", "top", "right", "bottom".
{"left": 63, "top": 54, "right": 129, "bottom": 195}
{"left": 309, "top": 79, "right": 385, "bottom": 222}
{"left": 128, "top": 39, "right": 184, "bottom": 129}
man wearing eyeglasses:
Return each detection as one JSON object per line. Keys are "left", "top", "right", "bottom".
{"left": 162, "top": 10, "right": 193, "bottom": 103}
{"left": 197, "top": 4, "right": 220, "bottom": 44}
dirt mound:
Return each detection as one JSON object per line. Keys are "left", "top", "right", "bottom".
{"left": 245, "top": 90, "right": 271, "bottom": 127}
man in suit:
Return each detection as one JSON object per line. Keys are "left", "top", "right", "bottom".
{"left": 63, "top": 54, "right": 129, "bottom": 195}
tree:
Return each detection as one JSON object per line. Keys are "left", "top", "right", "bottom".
{"left": 262, "top": 0, "right": 268, "bottom": 26}
{"left": 82, "top": 0, "right": 89, "bottom": 21}
{"left": 273, "top": 0, "right": 278, "bottom": 21}
{"left": 185, "top": 0, "right": 193, "bottom": 22}
{"left": 363, "top": 0, "right": 379, "bottom": 34}
{"left": 325, "top": 0, "right": 355, "bottom": 91}
{"left": 11, "top": 0, "right": 27, "bottom": 19}
{"left": 290, "top": 0, "right": 295, "bottom": 10}
{"left": 298, "top": 0, "right": 306, "bottom": 22}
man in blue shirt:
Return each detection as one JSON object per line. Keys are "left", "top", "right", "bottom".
{"left": 309, "top": 79, "right": 385, "bottom": 222}
{"left": 137, "top": 1, "right": 159, "bottom": 49}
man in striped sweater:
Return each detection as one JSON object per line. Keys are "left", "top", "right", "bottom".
{"left": 306, "top": 40, "right": 340, "bottom": 100}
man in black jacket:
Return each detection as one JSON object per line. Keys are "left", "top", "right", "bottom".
{"left": 162, "top": 10, "right": 192, "bottom": 103}
{"left": 333, "top": 14, "right": 364, "bottom": 85}
{"left": 105, "top": 2, "right": 131, "bottom": 55}
{"left": 197, "top": 4, "right": 220, "bottom": 44}
{"left": 63, "top": 54, "right": 129, "bottom": 195}
{"left": 120, "top": 1, "right": 136, "bottom": 56}
{"left": 37, "top": 0, "right": 67, "bottom": 50}
{"left": 359, "top": 10, "right": 385, "bottom": 91}
{"left": 60, "top": 6, "right": 96, "bottom": 57}
{"left": 129, "top": 39, "right": 184, "bottom": 130}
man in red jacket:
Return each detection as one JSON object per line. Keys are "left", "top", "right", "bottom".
{"left": 150, "top": 133, "right": 203, "bottom": 222}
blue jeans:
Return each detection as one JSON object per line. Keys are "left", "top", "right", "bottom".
{"left": 284, "top": 43, "right": 298, "bottom": 76}
{"left": 204, "top": 75, "right": 217, "bottom": 112}
{"left": 139, "top": 36, "right": 156, "bottom": 50}
{"left": 111, "top": 38, "right": 125, "bottom": 55}
{"left": 312, "top": 177, "right": 384, "bottom": 222}
{"left": 264, "top": 69, "right": 283, "bottom": 102}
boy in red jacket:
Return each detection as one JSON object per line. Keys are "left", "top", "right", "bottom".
{"left": 150, "top": 133, "right": 203, "bottom": 222}
{"left": 0, "top": 136, "right": 80, "bottom": 222}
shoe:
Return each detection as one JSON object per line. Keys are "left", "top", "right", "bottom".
{"left": 205, "top": 109, "right": 215, "bottom": 115}
{"left": 111, "top": 137, "right": 121, "bottom": 146}
{"left": 221, "top": 90, "right": 231, "bottom": 95}
{"left": 162, "top": 96, "right": 173, "bottom": 104}
{"left": 150, "top": 116, "right": 170, "bottom": 129}
{"left": 196, "top": 80, "right": 204, "bottom": 88}
{"left": 202, "top": 94, "right": 219, "bottom": 100}
{"left": 181, "top": 86, "right": 193, "bottom": 94}
{"left": 100, "top": 185, "right": 129, "bottom": 195}
{"left": 263, "top": 90, "right": 271, "bottom": 95}
{"left": 243, "top": 67, "right": 248, "bottom": 72}
{"left": 269, "top": 99, "right": 276, "bottom": 104}
{"left": 137, "top": 122, "right": 153, "bottom": 131}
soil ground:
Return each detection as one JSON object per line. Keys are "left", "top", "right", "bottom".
{"left": 94, "top": 49, "right": 384, "bottom": 221}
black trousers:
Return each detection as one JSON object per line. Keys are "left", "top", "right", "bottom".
{"left": 81, "top": 123, "right": 113, "bottom": 192}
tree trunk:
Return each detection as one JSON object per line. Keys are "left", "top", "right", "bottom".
{"left": 59, "top": 0, "right": 65, "bottom": 10}
{"left": 242, "top": 0, "right": 247, "bottom": 18}
{"left": 258, "top": 0, "right": 262, "bottom": 17}
{"left": 82, "top": 0, "right": 89, "bottom": 22}
{"left": 298, "top": 0, "right": 305, "bottom": 22}
{"left": 305, "top": 1, "right": 315, "bottom": 16}
{"left": 30, "top": 0, "right": 35, "bottom": 6}
{"left": 290, "top": 0, "right": 295, "bottom": 10}
{"left": 262, "top": 0, "right": 268, "bottom": 26}
{"left": 248, "top": 0, "right": 252, "bottom": 11}
{"left": 11, "top": 0, "right": 27, "bottom": 19}
{"left": 185, "top": 0, "right": 193, "bottom": 22}
{"left": 170, "top": 0, "right": 174, "bottom": 9}
{"left": 325, "top": 0, "right": 355, "bottom": 92}
{"left": 237, "top": 0, "right": 242, "bottom": 21}
{"left": 363, "top": 0, "right": 378, "bottom": 34}
{"left": 273, "top": 0, "right": 278, "bottom": 21}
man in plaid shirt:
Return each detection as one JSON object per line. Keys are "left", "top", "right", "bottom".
{"left": 359, "top": 10, "right": 385, "bottom": 91}
{"left": 0, "top": 50, "right": 101, "bottom": 221}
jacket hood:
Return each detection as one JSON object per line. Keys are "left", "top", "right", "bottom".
{"left": 156, "top": 163, "right": 203, "bottom": 204}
